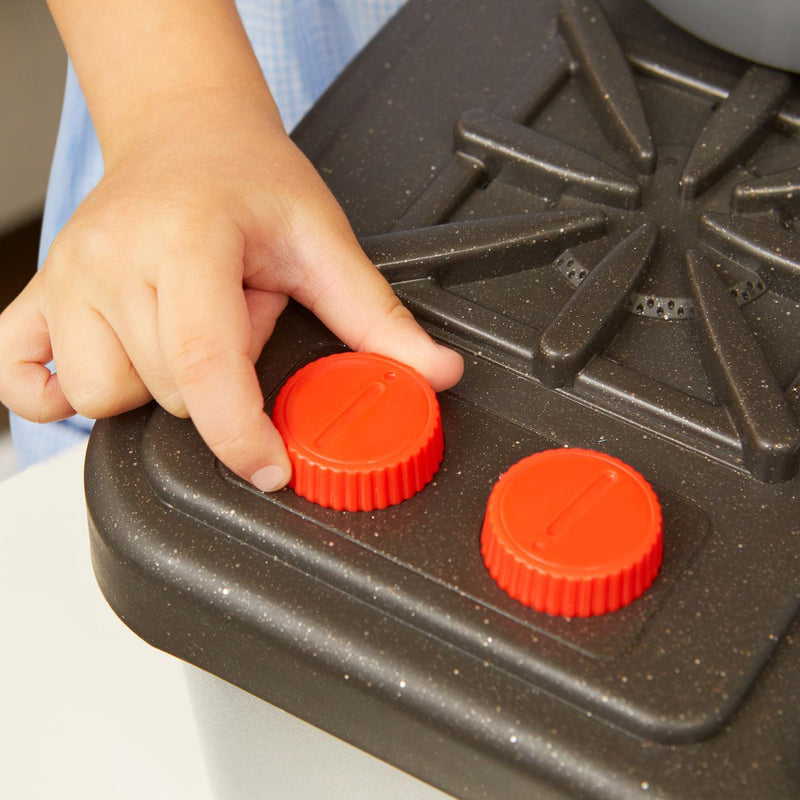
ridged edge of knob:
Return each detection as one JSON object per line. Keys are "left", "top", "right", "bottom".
{"left": 288, "top": 415, "right": 444, "bottom": 511}
{"left": 481, "top": 451, "right": 663, "bottom": 617}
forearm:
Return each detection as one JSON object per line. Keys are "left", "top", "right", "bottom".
{"left": 46, "top": 0, "right": 284, "bottom": 166}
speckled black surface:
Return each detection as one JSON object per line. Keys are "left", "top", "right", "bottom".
{"left": 87, "top": 1, "right": 800, "bottom": 797}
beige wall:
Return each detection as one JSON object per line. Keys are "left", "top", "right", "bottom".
{"left": 0, "top": 1, "right": 66, "bottom": 233}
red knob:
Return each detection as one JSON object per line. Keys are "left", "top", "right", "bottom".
{"left": 481, "top": 449, "right": 662, "bottom": 617}
{"left": 273, "top": 352, "right": 444, "bottom": 511}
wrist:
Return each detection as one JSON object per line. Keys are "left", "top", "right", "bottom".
{"left": 48, "top": 0, "right": 284, "bottom": 167}
{"left": 101, "top": 86, "right": 285, "bottom": 172}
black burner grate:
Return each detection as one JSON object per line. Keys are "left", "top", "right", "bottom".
{"left": 350, "top": 0, "right": 800, "bottom": 483}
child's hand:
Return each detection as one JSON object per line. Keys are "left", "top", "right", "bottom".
{"left": 0, "top": 94, "right": 463, "bottom": 490}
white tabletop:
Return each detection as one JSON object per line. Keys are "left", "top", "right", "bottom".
{"left": 0, "top": 443, "right": 212, "bottom": 800}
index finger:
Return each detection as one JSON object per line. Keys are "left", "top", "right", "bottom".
{"left": 158, "top": 252, "right": 290, "bottom": 492}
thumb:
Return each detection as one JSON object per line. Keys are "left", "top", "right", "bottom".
{"left": 290, "top": 221, "right": 463, "bottom": 392}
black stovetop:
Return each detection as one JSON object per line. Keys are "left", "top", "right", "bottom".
{"left": 86, "top": 2, "right": 800, "bottom": 798}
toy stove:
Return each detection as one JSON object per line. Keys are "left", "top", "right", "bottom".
{"left": 86, "top": 1, "right": 800, "bottom": 797}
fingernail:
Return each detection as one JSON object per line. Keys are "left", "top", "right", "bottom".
{"left": 250, "top": 465, "right": 289, "bottom": 492}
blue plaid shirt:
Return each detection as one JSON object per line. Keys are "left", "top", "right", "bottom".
{"left": 11, "top": 0, "right": 405, "bottom": 467}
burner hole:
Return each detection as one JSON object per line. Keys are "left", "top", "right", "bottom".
{"left": 646, "top": 298, "right": 655, "bottom": 308}
{"left": 743, "top": 291, "right": 750, "bottom": 301}
{"left": 746, "top": 280, "right": 754, "bottom": 289}
{"left": 578, "top": 270, "right": 587, "bottom": 279}
{"left": 667, "top": 300, "right": 675, "bottom": 309}
{"left": 677, "top": 307, "right": 686, "bottom": 316}
{"left": 636, "top": 303, "right": 645, "bottom": 313}
{"left": 567, "top": 258, "right": 574, "bottom": 267}
{"left": 567, "top": 269, "right": 576, "bottom": 278}
{"left": 757, "top": 281, "right": 764, "bottom": 290}
{"left": 556, "top": 257, "right": 564, "bottom": 266}
{"left": 656, "top": 306, "right": 664, "bottom": 315}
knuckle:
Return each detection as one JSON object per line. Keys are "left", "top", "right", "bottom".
{"left": 205, "top": 424, "right": 253, "bottom": 460}
{"left": 356, "top": 298, "right": 413, "bottom": 351}
{"left": 61, "top": 360, "right": 146, "bottom": 419}
{"left": 384, "top": 299, "right": 415, "bottom": 323}
{"left": 64, "top": 378, "right": 116, "bottom": 419}
{"left": 169, "top": 334, "right": 226, "bottom": 387}
{"left": 44, "top": 230, "right": 77, "bottom": 275}
{"left": 44, "top": 221, "right": 115, "bottom": 289}
{"left": 57, "top": 217, "right": 120, "bottom": 270}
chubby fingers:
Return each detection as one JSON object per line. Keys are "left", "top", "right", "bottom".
{"left": 0, "top": 276, "right": 74, "bottom": 423}
{"left": 290, "top": 213, "right": 464, "bottom": 392}
{"left": 48, "top": 301, "right": 153, "bottom": 418}
{"left": 158, "top": 249, "right": 291, "bottom": 491}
